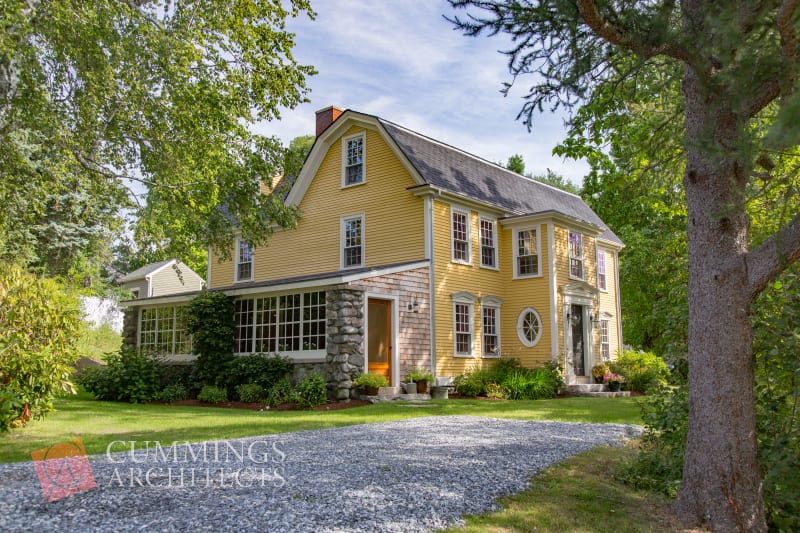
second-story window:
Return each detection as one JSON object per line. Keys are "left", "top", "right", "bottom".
{"left": 479, "top": 218, "right": 497, "bottom": 268}
{"left": 342, "top": 214, "right": 364, "bottom": 268}
{"left": 451, "top": 207, "right": 471, "bottom": 264}
{"left": 236, "top": 240, "right": 253, "bottom": 282}
{"left": 597, "top": 249, "right": 607, "bottom": 290}
{"left": 344, "top": 134, "right": 364, "bottom": 186}
{"left": 569, "top": 231, "right": 584, "bottom": 279}
{"left": 515, "top": 228, "right": 539, "bottom": 277}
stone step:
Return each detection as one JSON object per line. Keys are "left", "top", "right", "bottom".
{"left": 366, "top": 393, "right": 431, "bottom": 403}
{"left": 572, "top": 391, "right": 631, "bottom": 398}
{"left": 565, "top": 383, "right": 607, "bottom": 393}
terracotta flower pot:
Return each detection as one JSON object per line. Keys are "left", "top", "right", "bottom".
{"left": 416, "top": 380, "right": 428, "bottom": 394}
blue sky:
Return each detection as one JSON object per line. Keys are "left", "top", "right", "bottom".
{"left": 256, "top": 0, "right": 589, "bottom": 186}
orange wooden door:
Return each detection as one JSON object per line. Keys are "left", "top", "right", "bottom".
{"left": 367, "top": 299, "right": 392, "bottom": 383}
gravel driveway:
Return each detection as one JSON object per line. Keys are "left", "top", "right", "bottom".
{"left": 0, "top": 416, "right": 641, "bottom": 532}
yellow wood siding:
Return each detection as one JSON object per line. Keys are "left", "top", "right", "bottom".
{"left": 597, "top": 247, "right": 621, "bottom": 358}
{"left": 433, "top": 201, "right": 553, "bottom": 378}
{"left": 209, "top": 126, "right": 425, "bottom": 287}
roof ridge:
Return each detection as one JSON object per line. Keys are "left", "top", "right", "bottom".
{"left": 378, "top": 118, "right": 584, "bottom": 200}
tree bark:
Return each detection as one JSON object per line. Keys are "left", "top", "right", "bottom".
{"left": 674, "top": 61, "right": 767, "bottom": 532}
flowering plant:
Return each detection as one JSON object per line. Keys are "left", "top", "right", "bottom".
{"left": 591, "top": 364, "right": 610, "bottom": 379}
{"left": 603, "top": 372, "right": 626, "bottom": 385}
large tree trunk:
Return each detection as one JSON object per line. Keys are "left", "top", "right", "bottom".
{"left": 674, "top": 64, "right": 767, "bottom": 532}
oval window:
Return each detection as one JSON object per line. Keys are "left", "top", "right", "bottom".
{"left": 517, "top": 308, "right": 542, "bottom": 347}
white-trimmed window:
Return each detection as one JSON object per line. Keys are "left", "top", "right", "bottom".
{"left": 569, "top": 231, "right": 584, "bottom": 280}
{"left": 343, "top": 133, "right": 365, "bottom": 186}
{"left": 234, "top": 291, "right": 326, "bottom": 354}
{"left": 479, "top": 217, "right": 497, "bottom": 268}
{"left": 451, "top": 207, "right": 471, "bottom": 264}
{"left": 514, "top": 228, "right": 540, "bottom": 277}
{"left": 341, "top": 214, "right": 364, "bottom": 268}
{"left": 235, "top": 239, "right": 253, "bottom": 282}
{"left": 139, "top": 306, "right": 192, "bottom": 355}
{"left": 452, "top": 291, "right": 475, "bottom": 356}
{"left": 482, "top": 306, "right": 500, "bottom": 357}
{"left": 600, "top": 319, "right": 610, "bottom": 361}
{"left": 517, "top": 307, "right": 542, "bottom": 347}
{"left": 597, "top": 249, "right": 607, "bottom": 291}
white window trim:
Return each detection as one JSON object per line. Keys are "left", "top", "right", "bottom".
{"left": 340, "top": 213, "right": 365, "bottom": 270}
{"left": 452, "top": 291, "right": 476, "bottom": 357}
{"left": 599, "top": 318, "right": 611, "bottom": 361}
{"left": 341, "top": 132, "right": 366, "bottom": 188}
{"left": 478, "top": 215, "right": 498, "bottom": 270}
{"left": 512, "top": 225, "right": 542, "bottom": 279}
{"left": 568, "top": 231, "right": 585, "bottom": 281}
{"left": 234, "top": 238, "right": 254, "bottom": 282}
{"left": 450, "top": 205, "right": 472, "bottom": 265}
{"left": 597, "top": 247, "right": 608, "bottom": 292}
{"left": 480, "top": 301, "right": 501, "bottom": 358}
{"left": 517, "top": 307, "right": 543, "bottom": 347}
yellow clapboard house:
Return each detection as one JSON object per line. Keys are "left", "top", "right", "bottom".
{"left": 124, "top": 107, "right": 624, "bottom": 400}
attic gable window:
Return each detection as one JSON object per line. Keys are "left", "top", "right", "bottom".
{"left": 236, "top": 239, "right": 253, "bottom": 282}
{"left": 341, "top": 214, "right": 364, "bottom": 268}
{"left": 451, "top": 207, "right": 471, "bottom": 264}
{"left": 569, "top": 231, "right": 584, "bottom": 280}
{"left": 343, "top": 133, "right": 365, "bottom": 186}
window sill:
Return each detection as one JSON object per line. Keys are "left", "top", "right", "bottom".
{"left": 341, "top": 263, "right": 364, "bottom": 270}
{"left": 479, "top": 265, "right": 499, "bottom": 271}
{"left": 451, "top": 260, "right": 473, "bottom": 266}
{"left": 512, "top": 274, "right": 543, "bottom": 280}
{"left": 481, "top": 354, "right": 500, "bottom": 359}
{"left": 341, "top": 181, "right": 366, "bottom": 189}
{"left": 453, "top": 353, "right": 476, "bottom": 358}
{"left": 233, "top": 278, "right": 253, "bottom": 283}
{"left": 569, "top": 275, "right": 585, "bottom": 282}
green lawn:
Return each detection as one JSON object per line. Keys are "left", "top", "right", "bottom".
{"left": 0, "top": 392, "right": 641, "bottom": 463}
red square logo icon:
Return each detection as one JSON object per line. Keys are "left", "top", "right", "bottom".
{"left": 31, "top": 437, "right": 97, "bottom": 502}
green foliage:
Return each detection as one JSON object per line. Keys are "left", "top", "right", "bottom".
{"left": 453, "top": 369, "right": 491, "bottom": 397}
{"left": 609, "top": 350, "right": 670, "bottom": 394}
{"left": 506, "top": 154, "right": 525, "bottom": 174}
{"left": 353, "top": 372, "right": 389, "bottom": 390}
{"left": 488, "top": 357, "right": 523, "bottom": 382}
{"left": 77, "top": 348, "right": 161, "bottom": 403}
{"left": 0, "top": 265, "right": 83, "bottom": 425}
{"left": 282, "top": 135, "right": 316, "bottom": 183}
{"left": 157, "top": 364, "right": 194, "bottom": 389}
{"left": 158, "top": 384, "right": 188, "bottom": 403}
{"left": 235, "top": 383, "right": 265, "bottom": 403}
{"left": 187, "top": 291, "right": 235, "bottom": 385}
{"left": 293, "top": 373, "right": 327, "bottom": 409}
{"left": 75, "top": 323, "right": 123, "bottom": 362}
{"left": 197, "top": 386, "right": 228, "bottom": 404}
{"left": 405, "top": 369, "right": 434, "bottom": 384}
{"left": 501, "top": 368, "right": 561, "bottom": 401}
{"left": 484, "top": 382, "right": 509, "bottom": 399}
{"left": 223, "top": 354, "right": 293, "bottom": 392}
{"left": 0, "top": 387, "right": 24, "bottom": 432}
{"left": 265, "top": 378, "right": 295, "bottom": 407}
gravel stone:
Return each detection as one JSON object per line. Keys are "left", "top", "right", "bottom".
{"left": 0, "top": 416, "right": 641, "bottom": 532}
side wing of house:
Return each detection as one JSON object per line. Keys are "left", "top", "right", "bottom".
{"left": 149, "top": 261, "right": 205, "bottom": 297}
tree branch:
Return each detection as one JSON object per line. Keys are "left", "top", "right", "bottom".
{"left": 745, "top": 211, "right": 800, "bottom": 299}
{"left": 741, "top": 80, "right": 782, "bottom": 118}
{"left": 777, "top": 0, "right": 799, "bottom": 92}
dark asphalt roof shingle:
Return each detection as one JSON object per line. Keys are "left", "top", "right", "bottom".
{"left": 119, "top": 259, "right": 174, "bottom": 282}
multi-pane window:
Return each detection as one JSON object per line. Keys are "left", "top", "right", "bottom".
{"left": 342, "top": 215, "right": 363, "bottom": 268}
{"left": 139, "top": 306, "right": 192, "bottom": 355}
{"left": 600, "top": 319, "right": 610, "bottom": 361}
{"left": 344, "top": 135, "right": 364, "bottom": 185}
{"left": 234, "top": 291, "right": 326, "bottom": 354}
{"left": 454, "top": 302, "right": 473, "bottom": 355}
{"left": 236, "top": 240, "right": 253, "bottom": 282}
{"left": 452, "top": 209, "right": 470, "bottom": 263}
{"left": 569, "top": 231, "right": 584, "bottom": 279}
{"left": 517, "top": 308, "right": 542, "bottom": 347}
{"left": 516, "top": 229, "right": 539, "bottom": 276}
{"left": 597, "top": 250, "right": 607, "bottom": 290}
{"left": 480, "top": 218, "right": 496, "bottom": 268}
{"left": 482, "top": 306, "right": 499, "bottom": 357}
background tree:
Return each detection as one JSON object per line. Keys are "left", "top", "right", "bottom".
{"left": 450, "top": 1, "right": 800, "bottom": 531}
{"left": 1, "top": 0, "right": 316, "bottom": 275}
{"left": 505, "top": 154, "right": 581, "bottom": 194}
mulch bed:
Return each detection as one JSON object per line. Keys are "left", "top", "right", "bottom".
{"left": 151, "top": 399, "right": 371, "bottom": 411}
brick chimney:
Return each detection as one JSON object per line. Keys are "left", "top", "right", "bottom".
{"left": 315, "top": 106, "right": 344, "bottom": 137}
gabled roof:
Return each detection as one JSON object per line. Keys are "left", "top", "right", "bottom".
{"left": 119, "top": 259, "right": 176, "bottom": 283}
{"left": 378, "top": 119, "right": 623, "bottom": 246}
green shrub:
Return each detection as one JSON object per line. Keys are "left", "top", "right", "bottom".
{"left": 158, "top": 383, "right": 188, "bottom": 403}
{"left": 157, "top": 363, "right": 194, "bottom": 389}
{"left": 501, "top": 367, "right": 560, "bottom": 400}
{"left": 453, "top": 369, "right": 490, "bottom": 397}
{"left": 187, "top": 291, "right": 235, "bottom": 386}
{"left": 0, "top": 265, "right": 83, "bottom": 427}
{"left": 353, "top": 372, "right": 389, "bottom": 390}
{"left": 293, "top": 373, "right": 327, "bottom": 409}
{"left": 0, "top": 387, "right": 23, "bottom": 432}
{"left": 405, "top": 369, "right": 434, "bottom": 383}
{"left": 235, "top": 383, "right": 265, "bottom": 403}
{"left": 485, "top": 382, "right": 509, "bottom": 399}
{"left": 488, "top": 357, "right": 523, "bottom": 382}
{"left": 75, "top": 348, "right": 161, "bottom": 403}
{"left": 197, "top": 385, "right": 228, "bottom": 404}
{"left": 224, "top": 353, "right": 293, "bottom": 392}
{"left": 609, "top": 349, "right": 669, "bottom": 393}
{"left": 265, "top": 378, "right": 295, "bottom": 407}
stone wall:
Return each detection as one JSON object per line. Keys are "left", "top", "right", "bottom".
{"left": 325, "top": 286, "right": 365, "bottom": 401}
{"left": 121, "top": 308, "right": 138, "bottom": 350}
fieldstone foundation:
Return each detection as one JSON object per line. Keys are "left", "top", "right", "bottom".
{"left": 325, "top": 286, "right": 365, "bottom": 401}
{"left": 122, "top": 308, "right": 138, "bottom": 350}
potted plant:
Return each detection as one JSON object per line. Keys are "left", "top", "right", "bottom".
{"left": 353, "top": 372, "right": 389, "bottom": 396}
{"left": 591, "top": 363, "right": 610, "bottom": 384}
{"left": 603, "top": 372, "right": 626, "bottom": 392}
{"left": 405, "top": 369, "right": 434, "bottom": 394}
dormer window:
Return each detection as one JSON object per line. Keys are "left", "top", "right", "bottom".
{"left": 343, "top": 133, "right": 365, "bottom": 186}
{"left": 236, "top": 239, "right": 253, "bottom": 282}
